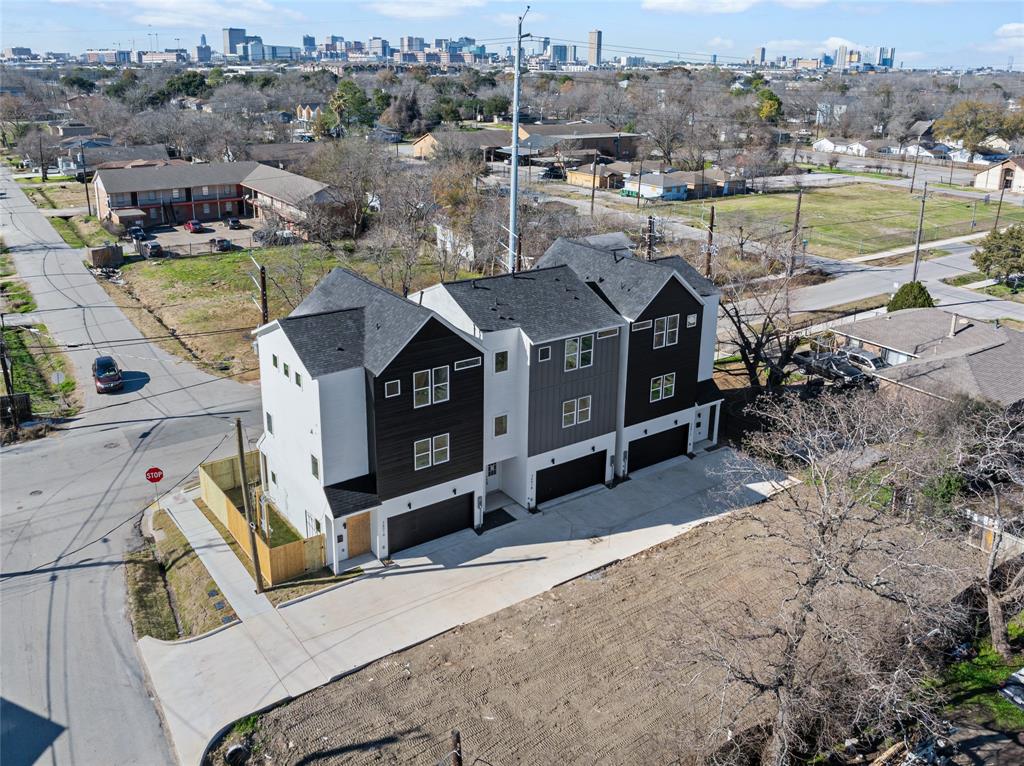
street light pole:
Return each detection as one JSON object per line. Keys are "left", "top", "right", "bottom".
{"left": 506, "top": 6, "right": 530, "bottom": 274}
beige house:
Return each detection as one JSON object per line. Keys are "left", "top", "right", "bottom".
{"left": 411, "top": 129, "right": 510, "bottom": 160}
{"left": 565, "top": 163, "right": 623, "bottom": 189}
{"left": 973, "top": 157, "right": 1024, "bottom": 193}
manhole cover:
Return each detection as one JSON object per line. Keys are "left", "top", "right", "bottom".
{"left": 30, "top": 490, "right": 42, "bottom": 496}
{"left": 104, "top": 442, "right": 118, "bottom": 449}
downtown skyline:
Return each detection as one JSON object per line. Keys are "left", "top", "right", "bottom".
{"left": 0, "top": 0, "right": 1021, "bottom": 69}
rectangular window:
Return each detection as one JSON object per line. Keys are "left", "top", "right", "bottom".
{"left": 311, "top": 455, "right": 319, "bottom": 479}
{"left": 414, "top": 438, "right": 431, "bottom": 470}
{"left": 432, "top": 366, "right": 449, "bottom": 403}
{"left": 294, "top": 372, "right": 302, "bottom": 387}
{"left": 283, "top": 362, "right": 289, "bottom": 377}
{"left": 203, "top": 203, "right": 210, "bottom": 214}
{"left": 579, "top": 334, "right": 594, "bottom": 368}
{"left": 686, "top": 313, "right": 698, "bottom": 329}
{"left": 271, "top": 471, "right": 277, "bottom": 485}
{"left": 272, "top": 354, "right": 278, "bottom": 368}
{"left": 171, "top": 188, "right": 181, "bottom": 200}
{"left": 225, "top": 201, "right": 232, "bottom": 211}
{"left": 597, "top": 328, "right": 619, "bottom": 339}
{"left": 384, "top": 379, "right": 401, "bottom": 398}
{"left": 650, "top": 376, "right": 663, "bottom": 402}
{"left": 562, "top": 399, "right": 577, "bottom": 428}
{"left": 454, "top": 357, "right": 481, "bottom": 370}
{"left": 494, "top": 351, "right": 508, "bottom": 373}
{"left": 662, "top": 372, "right": 675, "bottom": 398}
{"left": 494, "top": 414, "right": 508, "bottom": 437}
{"left": 265, "top": 411, "right": 273, "bottom": 434}
{"left": 201, "top": 186, "right": 209, "bottom": 195}
{"left": 538, "top": 346, "right": 551, "bottom": 362}
{"left": 432, "top": 433, "right": 449, "bottom": 465}
{"left": 654, "top": 315, "right": 679, "bottom": 348}
{"left": 564, "top": 337, "right": 578, "bottom": 371}
{"left": 577, "top": 395, "right": 591, "bottom": 424}
{"left": 632, "top": 320, "right": 652, "bottom": 332}
{"left": 413, "top": 370, "right": 431, "bottom": 408}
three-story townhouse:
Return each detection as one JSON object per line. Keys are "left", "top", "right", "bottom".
{"left": 255, "top": 269, "right": 486, "bottom": 571}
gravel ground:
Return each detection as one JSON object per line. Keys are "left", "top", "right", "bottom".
{"left": 209, "top": 500, "right": 973, "bottom": 766}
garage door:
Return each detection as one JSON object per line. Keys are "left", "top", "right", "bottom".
{"left": 536, "top": 450, "right": 607, "bottom": 505}
{"left": 387, "top": 493, "right": 474, "bottom": 555}
{"left": 628, "top": 424, "right": 689, "bottom": 472}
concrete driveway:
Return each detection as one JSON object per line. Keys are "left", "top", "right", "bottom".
{"left": 0, "top": 167, "right": 262, "bottom": 766}
{"left": 139, "top": 447, "right": 790, "bottom": 766}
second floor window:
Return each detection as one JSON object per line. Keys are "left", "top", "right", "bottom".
{"left": 654, "top": 315, "right": 679, "bottom": 348}
{"left": 564, "top": 334, "right": 594, "bottom": 371}
{"left": 414, "top": 433, "right": 450, "bottom": 470}
{"left": 265, "top": 411, "right": 273, "bottom": 434}
{"left": 494, "top": 351, "right": 508, "bottom": 373}
{"left": 650, "top": 373, "right": 676, "bottom": 402}
{"left": 561, "top": 395, "right": 592, "bottom": 428}
{"left": 311, "top": 455, "right": 319, "bottom": 479}
{"left": 413, "top": 366, "right": 449, "bottom": 408}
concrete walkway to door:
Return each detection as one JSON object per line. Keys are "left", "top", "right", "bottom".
{"left": 140, "top": 447, "right": 793, "bottom": 766}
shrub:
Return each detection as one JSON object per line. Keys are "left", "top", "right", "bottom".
{"left": 887, "top": 281, "right": 935, "bottom": 312}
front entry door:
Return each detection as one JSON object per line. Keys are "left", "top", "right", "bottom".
{"left": 485, "top": 462, "right": 500, "bottom": 492}
{"left": 347, "top": 511, "right": 371, "bottom": 558}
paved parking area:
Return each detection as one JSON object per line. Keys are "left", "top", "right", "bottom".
{"left": 140, "top": 218, "right": 259, "bottom": 256}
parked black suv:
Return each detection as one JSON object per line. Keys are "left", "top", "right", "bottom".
{"left": 792, "top": 351, "right": 872, "bottom": 388}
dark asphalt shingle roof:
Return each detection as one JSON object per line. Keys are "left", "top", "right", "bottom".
{"left": 442, "top": 265, "right": 623, "bottom": 342}
{"left": 278, "top": 308, "right": 365, "bottom": 378}
{"left": 291, "top": 268, "right": 433, "bottom": 376}
{"left": 535, "top": 236, "right": 717, "bottom": 320}
{"left": 324, "top": 474, "right": 379, "bottom": 519}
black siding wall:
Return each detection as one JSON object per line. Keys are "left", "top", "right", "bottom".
{"left": 625, "top": 278, "right": 703, "bottom": 427}
{"left": 371, "top": 319, "right": 484, "bottom": 500}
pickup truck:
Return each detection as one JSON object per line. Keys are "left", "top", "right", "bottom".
{"left": 792, "top": 351, "right": 871, "bottom": 388}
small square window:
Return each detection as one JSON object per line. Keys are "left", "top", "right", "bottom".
{"left": 577, "top": 395, "right": 591, "bottom": 424}
{"left": 294, "top": 372, "right": 302, "bottom": 387}
{"left": 686, "top": 313, "right": 698, "bottom": 329}
{"left": 538, "top": 346, "right": 551, "bottom": 362}
{"left": 271, "top": 471, "right": 277, "bottom": 484}
{"left": 311, "top": 455, "right": 319, "bottom": 479}
{"left": 494, "top": 414, "right": 508, "bottom": 437}
{"left": 432, "top": 433, "right": 449, "bottom": 464}
{"left": 265, "top": 411, "right": 273, "bottom": 434}
{"left": 384, "top": 380, "right": 401, "bottom": 398}
{"left": 414, "top": 438, "right": 431, "bottom": 470}
{"left": 202, "top": 186, "right": 209, "bottom": 195}
{"left": 494, "top": 351, "right": 509, "bottom": 373}
{"left": 272, "top": 354, "right": 278, "bottom": 368}
{"left": 337, "top": 534, "right": 344, "bottom": 544}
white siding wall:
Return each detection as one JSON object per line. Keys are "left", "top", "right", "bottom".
{"left": 698, "top": 293, "right": 720, "bottom": 381}
{"left": 318, "top": 367, "right": 369, "bottom": 484}
{"left": 412, "top": 285, "right": 477, "bottom": 336}
{"left": 257, "top": 327, "right": 330, "bottom": 537}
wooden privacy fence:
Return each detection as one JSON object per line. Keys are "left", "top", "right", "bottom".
{"left": 967, "top": 512, "right": 1024, "bottom": 564}
{"left": 199, "top": 452, "right": 325, "bottom": 587}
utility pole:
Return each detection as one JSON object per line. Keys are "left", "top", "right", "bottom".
{"left": 635, "top": 156, "right": 644, "bottom": 210}
{"left": 80, "top": 142, "right": 92, "bottom": 216}
{"left": 506, "top": 6, "right": 530, "bottom": 274}
{"left": 235, "top": 418, "right": 265, "bottom": 593}
{"left": 994, "top": 184, "right": 1006, "bottom": 231}
{"left": 704, "top": 205, "right": 715, "bottom": 278}
{"left": 911, "top": 182, "right": 927, "bottom": 283}
{"left": 908, "top": 148, "right": 921, "bottom": 194}
{"left": 788, "top": 187, "right": 803, "bottom": 276}
{"left": 643, "top": 216, "right": 656, "bottom": 260}
{"left": 250, "top": 254, "right": 268, "bottom": 325}
{"left": 0, "top": 314, "right": 16, "bottom": 437}
{"left": 971, "top": 199, "right": 978, "bottom": 230}
{"left": 451, "top": 730, "right": 463, "bottom": 766}
{"left": 589, "top": 156, "right": 598, "bottom": 216}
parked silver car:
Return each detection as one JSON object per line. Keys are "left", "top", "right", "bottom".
{"left": 836, "top": 345, "right": 889, "bottom": 373}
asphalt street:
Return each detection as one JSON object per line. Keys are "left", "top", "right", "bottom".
{"left": 0, "top": 169, "right": 262, "bottom": 766}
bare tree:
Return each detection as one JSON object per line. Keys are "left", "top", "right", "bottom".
{"left": 304, "top": 138, "right": 388, "bottom": 238}
{"left": 16, "top": 127, "right": 59, "bottom": 180}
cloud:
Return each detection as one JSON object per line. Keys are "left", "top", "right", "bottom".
{"left": 707, "top": 36, "right": 735, "bottom": 50}
{"left": 495, "top": 10, "right": 547, "bottom": 26}
{"left": 975, "top": 21, "right": 1024, "bottom": 53}
{"left": 642, "top": 0, "right": 824, "bottom": 12}
{"left": 49, "top": 0, "right": 301, "bottom": 29}
{"left": 363, "top": 0, "right": 485, "bottom": 19}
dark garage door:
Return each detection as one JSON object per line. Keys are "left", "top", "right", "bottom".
{"left": 536, "top": 450, "right": 607, "bottom": 505}
{"left": 387, "top": 493, "right": 474, "bottom": 555}
{"left": 628, "top": 424, "right": 689, "bottom": 473}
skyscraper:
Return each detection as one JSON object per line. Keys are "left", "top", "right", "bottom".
{"left": 835, "top": 44, "right": 848, "bottom": 70}
{"left": 757, "top": 46, "right": 766, "bottom": 65}
{"left": 588, "top": 30, "right": 602, "bottom": 66}
{"left": 550, "top": 44, "right": 568, "bottom": 63}
{"left": 302, "top": 35, "right": 315, "bottom": 53}
{"left": 223, "top": 28, "right": 246, "bottom": 55}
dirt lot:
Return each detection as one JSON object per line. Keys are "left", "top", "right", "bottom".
{"left": 209, "top": 501, "right": 974, "bottom": 766}
{"left": 19, "top": 181, "right": 89, "bottom": 209}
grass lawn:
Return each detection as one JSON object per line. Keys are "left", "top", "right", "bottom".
{"left": 126, "top": 509, "right": 238, "bottom": 639}
{"left": 797, "top": 163, "right": 906, "bottom": 181}
{"left": 0, "top": 326, "right": 77, "bottom": 417}
{"left": 998, "top": 318, "right": 1024, "bottom": 331}
{"left": 195, "top": 498, "right": 363, "bottom": 605}
{"left": 982, "top": 282, "right": 1024, "bottom": 304}
{"left": 1, "top": 278, "right": 37, "bottom": 312}
{"left": 16, "top": 174, "right": 75, "bottom": 184}
{"left": 110, "top": 244, "right": 475, "bottom": 378}
{"left": 659, "top": 184, "right": 1024, "bottom": 259}
{"left": 939, "top": 614, "right": 1024, "bottom": 731}
{"left": 50, "top": 215, "right": 113, "bottom": 249}
{"left": 942, "top": 270, "right": 989, "bottom": 287}
{"left": 225, "top": 486, "right": 300, "bottom": 547}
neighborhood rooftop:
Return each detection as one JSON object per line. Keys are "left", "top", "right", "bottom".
{"left": 537, "top": 235, "right": 717, "bottom": 319}
{"left": 442, "top": 264, "right": 624, "bottom": 342}
{"left": 838, "top": 307, "right": 1006, "bottom": 358}
{"left": 92, "top": 160, "right": 326, "bottom": 199}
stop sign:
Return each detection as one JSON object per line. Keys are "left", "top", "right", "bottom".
{"left": 145, "top": 467, "right": 164, "bottom": 484}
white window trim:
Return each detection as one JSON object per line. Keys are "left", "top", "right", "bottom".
{"left": 432, "top": 365, "right": 449, "bottom": 404}
{"left": 564, "top": 334, "right": 594, "bottom": 371}
{"left": 650, "top": 375, "right": 663, "bottom": 402}
{"left": 632, "top": 320, "right": 652, "bottom": 332}
{"left": 686, "top": 313, "right": 698, "bottom": 329}
{"left": 597, "top": 328, "right": 619, "bottom": 339}
{"left": 579, "top": 334, "right": 594, "bottom": 368}
{"left": 663, "top": 372, "right": 675, "bottom": 398}
{"left": 384, "top": 379, "right": 401, "bottom": 398}
{"left": 454, "top": 357, "right": 481, "bottom": 370}
{"left": 413, "top": 438, "right": 431, "bottom": 470}
{"left": 494, "top": 413, "right": 508, "bottom": 437}
{"left": 577, "top": 395, "right": 591, "bottom": 424}
{"left": 561, "top": 399, "right": 577, "bottom": 428}
{"left": 538, "top": 345, "right": 551, "bottom": 362}
{"left": 494, "top": 351, "right": 509, "bottom": 373}
{"left": 654, "top": 314, "right": 680, "bottom": 349}
{"left": 432, "top": 433, "right": 450, "bottom": 465}
{"left": 413, "top": 369, "right": 431, "bottom": 408}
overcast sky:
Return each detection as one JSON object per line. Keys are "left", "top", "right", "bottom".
{"left": 2, "top": 0, "right": 1021, "bottom": 69}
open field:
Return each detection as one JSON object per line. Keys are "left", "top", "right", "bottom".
{"left": 653, "top": 184, "right": 1024, "bottom": 259}
{"left": 982, "top": 282, "right": 1024, "bottom": 304}
{"left": 103, "top": 245, "right": 475, "bottom": 378}
{"left": 208, "top": 497, "right": 976, "bottom": 766}
{"left": 796, "top": 163, "right": 906, "bottom": 180}
{"left": 20, "top": 181, "right": 89, "bottom": 209}
{"left": 50, "top": 215, "right": 114, "bottom": 248}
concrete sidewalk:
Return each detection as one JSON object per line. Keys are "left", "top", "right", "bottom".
{"left": 139, "top": 447, "right": 790, "bottom": 766}
{"left": 846, "top": 230, "right": 989, "bottom": 263}
{"left": 161, "top": 489, "right": 272, "bottom": 620}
